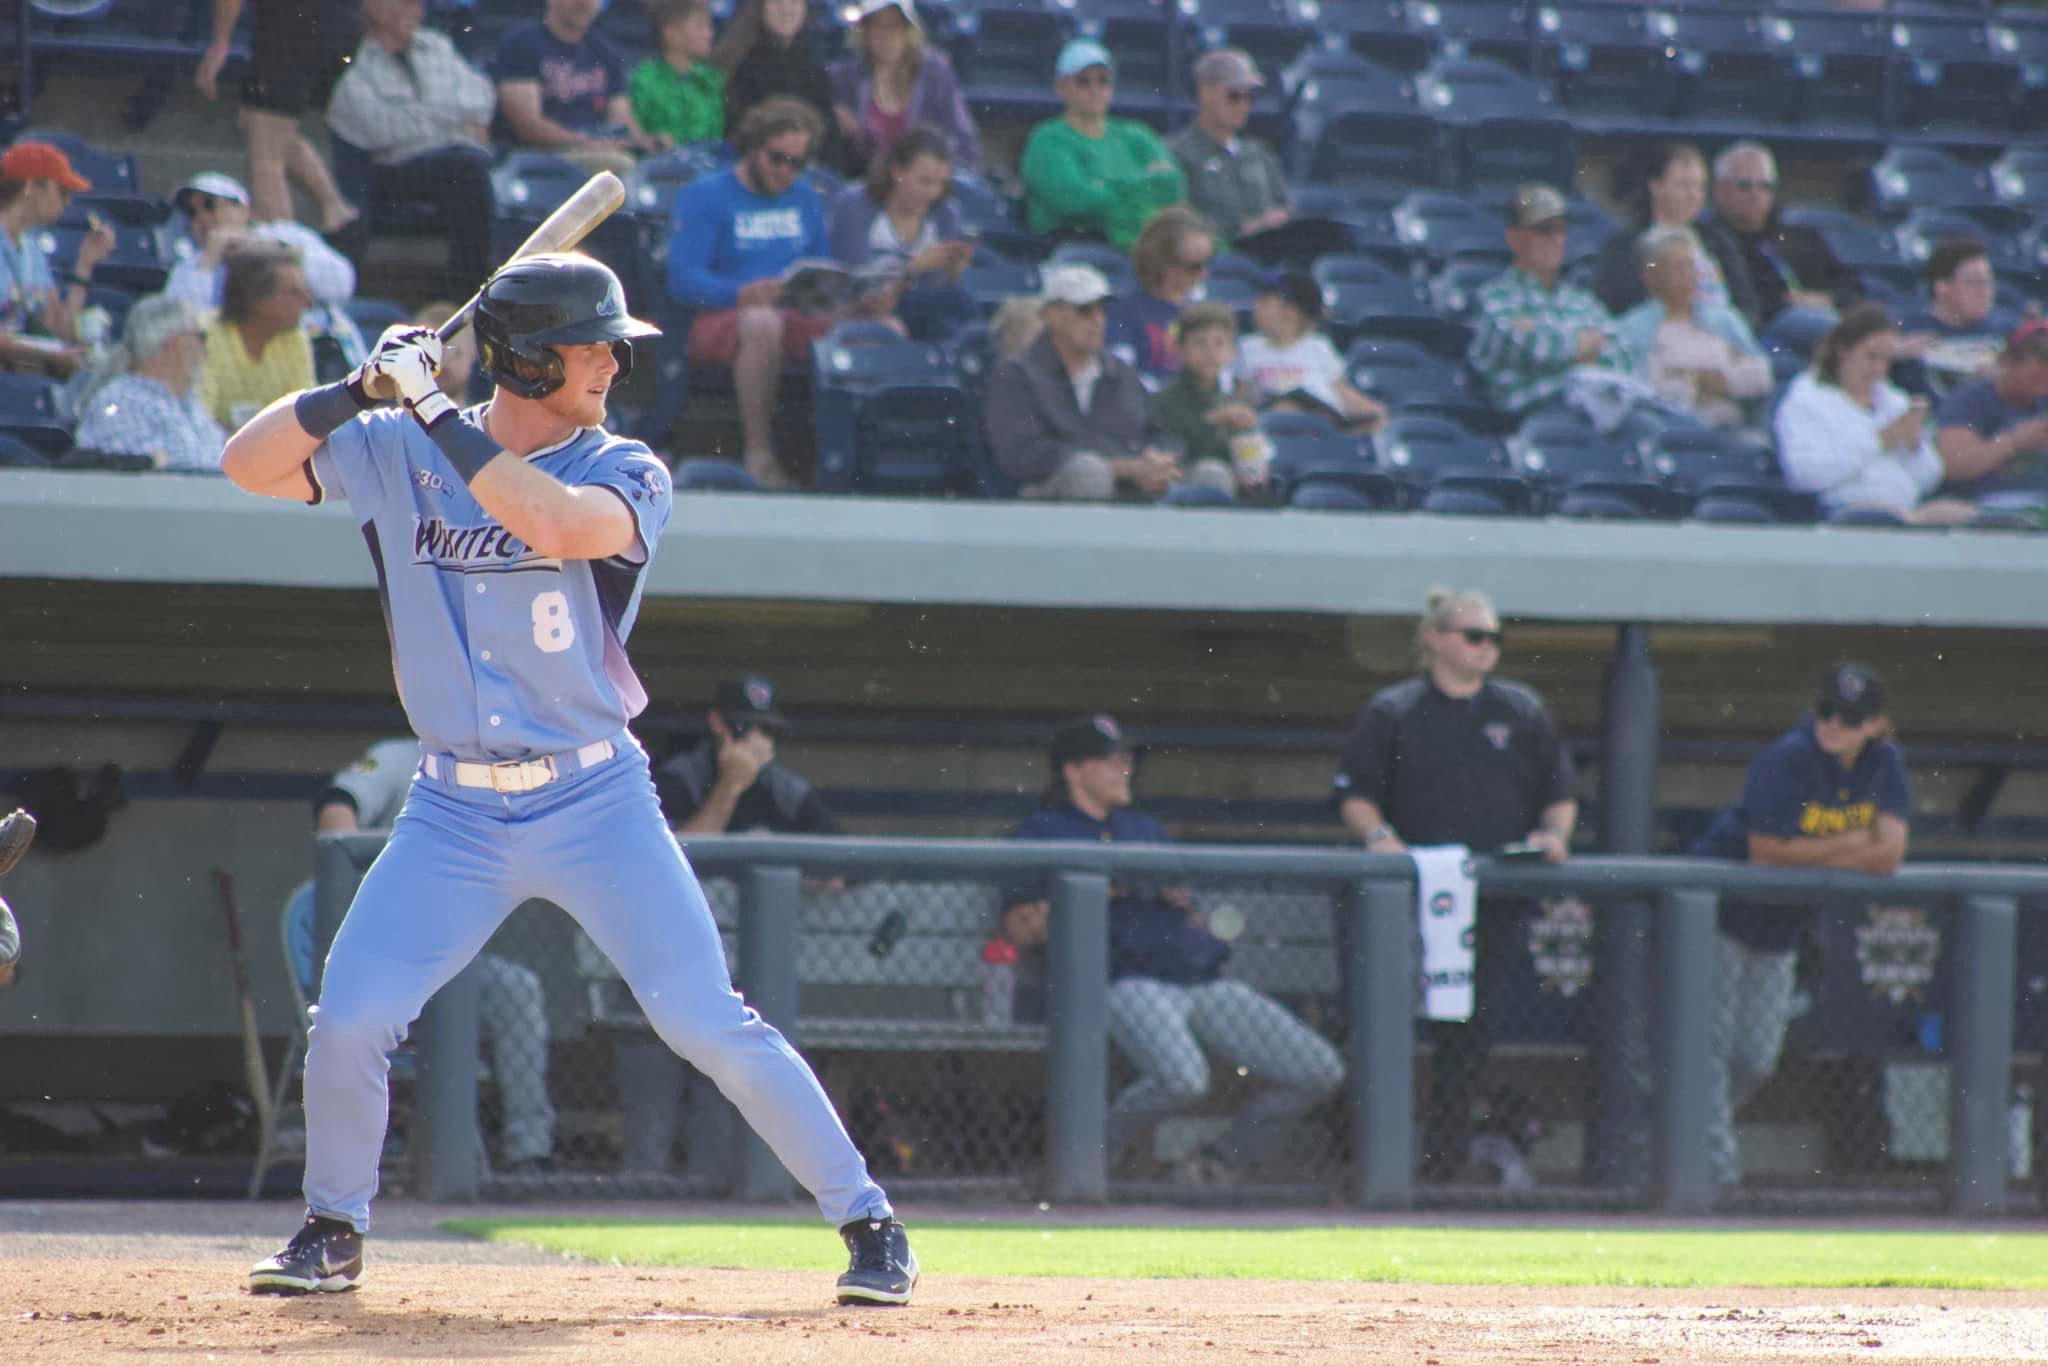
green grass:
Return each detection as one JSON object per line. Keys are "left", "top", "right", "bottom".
{"left": 440, "top": 1218, "right": 2048, "bottom": 1290}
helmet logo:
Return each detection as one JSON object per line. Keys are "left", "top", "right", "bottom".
{"left": 597, "top": 282, "right": 623, "bottom": 318}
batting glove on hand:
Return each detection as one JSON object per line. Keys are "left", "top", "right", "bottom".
{"left": 354, "top": 325, "right": 442, "bottom": 403}
{"left": 366, "top": 328, "right": 458, "bottom": 429}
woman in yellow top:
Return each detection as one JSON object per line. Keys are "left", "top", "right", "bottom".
{"left": 196, "top": 238, "right": 315, "bottom": 430}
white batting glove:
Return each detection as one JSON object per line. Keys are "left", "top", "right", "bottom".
{"left": 353, "top": 324, "right": 443, "bottom": 404}
{"left": 367, "top": 329, "right": 459, "bottom": 429}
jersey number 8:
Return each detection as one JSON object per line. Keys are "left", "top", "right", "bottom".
{"left": 531, "top": 590, "right": 576, "bottom": 654}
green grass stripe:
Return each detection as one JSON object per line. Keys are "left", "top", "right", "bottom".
{"left": 440, "top": 1218, "right": 2048, "bottom": 1289}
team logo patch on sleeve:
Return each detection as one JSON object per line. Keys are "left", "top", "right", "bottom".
{"left": 623, "top": 461, "right": 670, "bottom": 503}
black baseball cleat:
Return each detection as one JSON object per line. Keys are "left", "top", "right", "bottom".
{"left": 836, "top": 1216, "right": 918, "bottom": 1306}
{"left": 249, "top": 1216, "right": 364, "bottom": 1295}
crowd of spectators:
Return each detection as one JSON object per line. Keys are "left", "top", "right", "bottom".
{"left": 2, "top": 1, "right": 2045, "bottom": 527}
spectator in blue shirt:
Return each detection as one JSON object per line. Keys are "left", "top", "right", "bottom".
{"left": 670, "top": 97, "right": 893, "bottom": 488}
{"left": 1000, "top": 714, "right": 1344, "bottom": 1183}
{"left": 1687, "top": 663, "right": 1912, "bottom": 1188}
{"left": 1932, "top": 320, "right": 2048, "bottom": 504}
{"left": 1105, "top": 206, "right": 1216, "bottom": 379}
{"left": 494, "top": 0, "right": 658, "bottom": 179}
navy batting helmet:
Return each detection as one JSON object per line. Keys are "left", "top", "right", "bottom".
{"left": 473, "top": 253, "right": 660, "bottom": 400}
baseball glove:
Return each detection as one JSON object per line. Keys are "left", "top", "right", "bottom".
{"left": 0, "top": 808, "right": 37, "bottom": 877}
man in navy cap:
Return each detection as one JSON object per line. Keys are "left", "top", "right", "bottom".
{"left": 1688, "top": 663, "right": 1912, "bottom": 1187}
{"left": 1000, "top": 715, "right": 1344, "bottom": 1182}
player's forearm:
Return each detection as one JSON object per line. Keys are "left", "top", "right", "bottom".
{"left": 220, "top": 395, "right": 325, "bottom": 495}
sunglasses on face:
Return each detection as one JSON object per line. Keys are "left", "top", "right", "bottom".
{"left": 1177, "top": 254, "right": 1213, "bottom": 273}
{"left": 1729, "top": 178, "right": 1777, "bottom": 193}
{"left": 1454, "top": 627, "right": 1503, "bottom": 646}
{"left": 1071, "top": 72, "right": 1112, "bottom": 89}
{"left": 1222, "top": 88, "right": 1254, "bottom": 104}
{"left": 1815, "top": 700, "right": 1868, "bottom": 727}
{"left": 764, "top": 148, "right": 809, "bottom": 171}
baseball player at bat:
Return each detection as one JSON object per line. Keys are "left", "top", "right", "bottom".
{"left": 221, "top": 252, "right": 916, "bottom": 1305}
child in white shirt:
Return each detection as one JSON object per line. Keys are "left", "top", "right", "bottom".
{"left": 1234, "top": 271, "right": 1387, "bottom": 433}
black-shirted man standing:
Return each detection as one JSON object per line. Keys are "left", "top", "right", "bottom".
{"left": 1334, "top": 586, "right": 1578, "bottom": 1180}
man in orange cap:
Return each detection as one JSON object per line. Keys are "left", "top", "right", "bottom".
{"left": 0, "top": 141, "right": 116, "bottom": 377}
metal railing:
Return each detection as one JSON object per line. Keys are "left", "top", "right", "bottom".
{"left": 310, "top": 833, "right": 2046, "bottom": 1216}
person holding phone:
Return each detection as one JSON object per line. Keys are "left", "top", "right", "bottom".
{"left": 1333, "top": 586, "right": 1578, "bottom": 1181}
{"left": 827, "top": 125, "right": 975, "bottom": 341}
{"left": 1776, "top": 303, "right": 1980, "bottom": 524}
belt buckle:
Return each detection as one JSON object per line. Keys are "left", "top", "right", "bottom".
{"left": 489, "top": 757, "right": 555, "bottom": 793}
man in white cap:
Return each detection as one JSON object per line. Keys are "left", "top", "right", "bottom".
{"left": 984, "top": 264, "right": 1230, "bottom": 500}
{"left": 1021, "top": 39, "right": 1185, "bottom": 252}
{"left": 164, "top": 172, "right": 357, "bottom": 313}
{"left": 1167, "top": 48, "right": 1290, "bottom": 244}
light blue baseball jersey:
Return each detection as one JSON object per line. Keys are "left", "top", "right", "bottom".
{"left": 306, "top": 406, "right": 673, "bottom": 762}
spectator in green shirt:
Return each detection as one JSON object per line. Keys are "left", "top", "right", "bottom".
{"left": 631, "top": 0, "right": 727, "bottom": 149}
{"left": 1149, "top": 301, "right": 1267, "bottom": 496}
{"left": 1021, "top": 39, "right": 1185, "bottom": 251}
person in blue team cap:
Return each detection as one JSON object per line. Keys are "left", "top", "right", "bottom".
{"left": 1020, "top": 38, "right": 1185, "bottom": 251}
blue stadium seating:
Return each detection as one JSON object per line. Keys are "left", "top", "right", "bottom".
{"left": 11, "top": 130, "right": 160, "bottom": 224}
{"left": 1406, "top": 0, "right": 1535, "bottom": 73}
{"left": 32, "top": 218, "right": 166, "bottom": 294}
{"left": 848, "top": 383, "right": 989, "bottom": 496}
{"left": 1648, "top": 4, "right": 1798, "bottom": 131}
{"left": 1377, "top": 413, "right": 1533, "bottom": 513}
{"left": 1159, "top": 482, "right": 1240, "bottom": 507}
{"left": 1261, "top": 416, "right": 1402, "bottom": 507}
{"left": 1047, "top": 241, "right": 1138, "bottom": 293}
{"left": 1428, "top": 255, "right": 1504, "bottom": 321}
{"left": 492, "top": 152, "right": 588, "bottom": 216}
{"left": 1763, "top": 7, "right": 1891, "bottom": 139}
{"left": 812, "top": 324, "right": 957, "bottom": 494}
{"left": 0, "top": 371, "right": 77, "bottom": 459}
{"left": 1536, "top": 0, "right": 1678, "bottom": 122}
{"left": 1647, "top": 427, "right": 1817, "bottom": 524}
{"left": 1777, "top": 204, "right": 1898, "bottom": 297}
{"left": 1199, "top": 0, "right": 1318, "bottom": 87}
{"left": 1287, "top": 482, "right": 1380, "bottom": 511}
{"left": 946, "top": 0, "right": 1074, "bottom": 117}
{"left": 1070, "top": 0, "right": 1176, "bottom": 125}
{"left": 1761, "top": 305, "right": 1840, "bottom": 367}
{"left": 1299, "top": 0, "right": 1435, "bottom": 73}
{"left": 0, "top": 434, "right": 50, "bottom": 468}
{"left": 1887, "top": 4, "right": 2021, "bottom": 139}
{"left": 1315, "top": 256, "right": 1469, "bottom": 356}
{"left": 1864, "top": 146, "right": 2001, "bottom": 226}
{"left": 1343, "top": 336, "right": 1473, "bottom": 409}
{"left": 1990, "top": 148, "right": 2048, "bottom": 222}
{"left": 959, "top": 249, "right": 1041, "bottom": 316}
{"left": 1509, "top": 412, "right": 1669, "bottom": 519}
{"left": 1990, "top": 6, "right": 2048, "bottom": 128}
{"left": 1298, "top": 109, "right": 1448, "bottom": 198}
{"left": 626, "top": 145, "right": 730, "bottom": 221}
{"left": 1284, "top": 52, "right": 1416, "bottom": 156}
{"left": 1393, "top": 190, "right": 1501, "bottom": 265}
{"left": 1411, "top": 56, "right": 1574, "bottom": 192}
{"left": 1891, "top": 211, "right": 2031, "bottom": 282}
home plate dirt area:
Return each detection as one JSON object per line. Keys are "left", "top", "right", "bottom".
{"left": 2, "top": 1201, "right": 2044, "bottom": 1364}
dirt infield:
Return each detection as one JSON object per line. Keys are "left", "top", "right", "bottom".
{"left": 3, "top": 1201, "right": 2045, "bottom": 1364}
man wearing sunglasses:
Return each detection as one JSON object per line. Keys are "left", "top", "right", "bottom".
{"left": 1334, "top": 586, "right": 1577, "bottom": 1181}
{"left": 1701, "top": 142, "right": 1828, "bottom": 331}
{"left": 1687, "top": 663, "right": 1911, "bottom": 1188}
{"left": 1020, "top": 40, "right": 1185, "bottom": 252}
{"left": 670, "top": 97, "right": 881, "bottom": 489}
{"left": 1167, "top": 49, "right": 1290, "bottom": 245}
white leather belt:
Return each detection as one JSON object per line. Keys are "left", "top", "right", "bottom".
{"left": 423, "top": 738, "right": 616, "bottom": 794}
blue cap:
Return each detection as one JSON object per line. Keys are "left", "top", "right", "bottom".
{"left": 1055, "top": 39, "right": 1114, "bottom": 80}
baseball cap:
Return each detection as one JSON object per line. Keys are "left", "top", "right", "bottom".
{"left": 1816, "top": 662, "right": 1886, "bottom": 719}
{"left": 1192, "top": 48, "right": 1264, "bottom": 90}
{"left": 0, "top": 141, "right": 91, "bottom": 193}
{"left": 1055, "top": 38, "right": 1114, "bottom": 81}
{"left": 175, "top": 171, "right": 251, "bottom": 214}
{"left": 1258, "top": 268, "right": 1324, "bottom": 322}
{"left": 1508, "top": 182, "right": 1568, "bottom": 229}
{"left": 855, "top": 0, "right": 921, "bottom": 27}
{"left": 1040, "top": 263, "right": 1114, "bottom": 307}
{"left": 1049, "top": 714, "right": 1130, "bottom": 766}
{"left": 713, "top": 674, "right": 791, "bottom": 733}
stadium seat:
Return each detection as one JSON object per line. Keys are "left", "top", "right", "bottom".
{"left": 1648, "top": 427, "right": 1816, "bottom": 524}
{"left": 1762, "top": 7, "right": 1890, "bottom": 137}
{"left": 625, "top": 144, "right": 729, "bottom": 220}
{"left": 1411, "top": 57, "right": 1574, "bottom": 192}
{"left": 1285, "top": 52, "right": 1417, "bottom": 155}
{"left": 1777, "top": 205, "right": 1898, "bottom": 297}
{"left": 1645, "top": 4, "right": 1797, "bottom": 130}
{"left": 1298, "top": 109, "right": 1449, "bottom": 199}
{"left": 1073, "top": 0, "right": 1173, "bottom": 125}
{"left": 1286, "top": 482, "right": 1379, "bottom": 511}
{"left": 1377, "top": 413, "right": 1533, "bottom": 513}
{"left": 1864, "top": 146, "right": 2003, "bottom": 227}
{"left": 1406, "top": 0, "right": 1536, "bottom": 73}
{"left": 1827, "top": 505, "right": 1909, "bottom": 529}
{"left": 0, "top": 371, "right": 76, "bottom": 458}
{"left": 848, "top": 383, "right": 988, "bottom": 496}
{"left": 1887, "top": 4, "right": 2021, "bottom": 138}
{"left": 1536, "top": 0, "right": 1679, "bottom": 122}
{"left": 1891, "top": 212, "right": 2032, "bottom": 281}
{"left": 1761, "top": 305, "right": 1839, "bottom": 366}
{"left": 1200, "top": 0, "right": 1318, "bottom": 86}
{"left": 1510, "top": 412, "right": 1669, "bottom": 518}
{"left": 1990, "top": 148, "right": 2048, "bottom": 222}
{"left": 1343, "top": 335, "right": 1474, "bottom": 407}
{"left": 812, "top": 325, "right": 956, "bottom": 493}
{"left": 1315, "top": 259, "right": 1470, "bottom": 356}
{"left": 0, "top": 433, "right": 49, "bottom": 468}
{"left": 1262, "top": 419, "right": 1402, "bottom": 507}
{"left": 674, "top": 459, "right": 763, "bottom": 492}
{"left": 946, "top": 0, "right": 1074, "bottom": 117}
{"left": 32, "top": 219, "right": 166, "bottom": 295}
{"left": 959, "top": 248, "right": 1041, "bottom": 315}
{"left": 1429, "top": 255, "right": 1505, "bottom": 320}
{"left": 1393, "top": 190, "right": 1502, "bottom": 266}
{"left": 1299, "top": 0, "right": 1435, "bottom": 74}
{"left": 1561, "top": 195, "right": 1616, "bottom": 271}
{"left": 491, "top": 151, "right": 588, "bottom": 216}
{"left": 1990, "top": 7, "right": 2048, "bottom": 127}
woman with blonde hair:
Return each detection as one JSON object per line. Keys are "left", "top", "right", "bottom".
{"left": 1107, "top": 206, "right": 1217, "bottom": 375}
{"left": 828, "top": 0, "right": 980, "bottom": 175}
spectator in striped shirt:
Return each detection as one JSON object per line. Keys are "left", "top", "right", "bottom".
{"left": 1467, "top": 183, "right": 1620, "bottom": 420}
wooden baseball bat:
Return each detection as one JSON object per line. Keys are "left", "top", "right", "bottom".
{"left": 437, "top": 170, "right": 628, "bottom": 343}
{"left": 212, "top": 867, "right": 273, "bottom": 1140}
